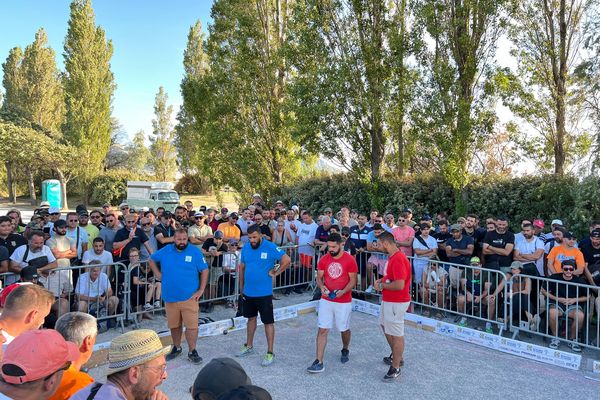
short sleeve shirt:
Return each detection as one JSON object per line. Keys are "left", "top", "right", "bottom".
{"left": 392, "top": 226, "right": 415, "bottom": 256}
{"left": 46, "top": 235, "right": 75, "bottom": 267}
{"left": 297, "top": 222, "right": 318, "bottom": 254}
{"left": 547, "top": 245, "right": 585, "bottom": 274}
{"left": 154, "top": 223, "right": 175, "bottom": 250}
{"left": 0, "top": 233, "right": 27, "bottom": 256}
{"left": 113, "top": 228, "right": 148, "bottom": 261}
{"left": 240, "top": 240, "right": 285, "bottom": 297}
{"left": 412, "top": 235, "right": 437, "bottom": 269}
{"left": 0, "top": 246, "right": 8, "bottom": 262}
{"left": 318, "top": 252, "right": 358, "bottom": 303}
{"left": 483, "top": 230, "right": 515, "bottom": 266}
{"left": 150, "top": 244, "right": 208, "bottom": 302}
{"left": 382, "top": 251, "right": 411, "bottom": 303}
{"left": 445, "top": 235, "right": 474, "bottom": 266}
{"left": 66, "top": 227, "right": 89, "bottom": 259}
{"left": 75, "top": 272, "right": 111, "bottom": 298}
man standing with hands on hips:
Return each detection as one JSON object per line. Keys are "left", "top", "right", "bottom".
{"left": 307, "top": 233, "right": 358, "bottom": 373}
{"left": 236, "top": 224, "right": 291, "bottom": 366}
{"left": 374, "top": 231, "right": 411, "bottom": 382}
{"left": 149, "top": 229, "right": 208, "bottom": 364}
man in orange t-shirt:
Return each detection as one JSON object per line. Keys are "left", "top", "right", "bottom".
{"left": 49, "top": 312, "right": 97, "bottom": 400}
{"left": 547, "top": 231, "right": 585, "bottom": 276}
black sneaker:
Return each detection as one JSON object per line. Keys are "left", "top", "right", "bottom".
{"left": 306, "top": 359, "right": 324, "bottom": 373}
{"left": 340, "top": 349, "right": 349, "bottom": 364}
{"left": 382, "top": 366, "right": 401, "bottom": 382}
{"left": 188, "top": 349, "right": 203, "bottom": 364}
{"left": 166, "top": 346, "right": 182, "bottom": 361}
{"left": 383, "top": 353, "right": 404, "bottom": 367}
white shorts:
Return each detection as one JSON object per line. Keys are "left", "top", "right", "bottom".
{"left": 379, "top": 301, "right": 410, "bottom": 337}
{"left": 318, "top": 299, "right": 352, "bottom": 332}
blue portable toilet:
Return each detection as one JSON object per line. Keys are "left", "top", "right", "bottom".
{"left": 41, "top": 179, "right": 62, "bottom": 209}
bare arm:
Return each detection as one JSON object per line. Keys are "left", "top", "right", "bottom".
{"left": 148, "top": 259, "right": 162, "bottom": 281}
{"left": 239, "top": 262, "right": 245, "bottom": 294}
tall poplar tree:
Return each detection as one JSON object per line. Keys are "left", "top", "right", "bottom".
{"left": 149, "top": 87, "right": 177, "bottom": 182}
{"left": 63, "top": 0, "right": 115, "bottom": 201}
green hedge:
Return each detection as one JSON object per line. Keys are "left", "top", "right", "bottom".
{"left": 89, "top": 169, "right": 143, "bottom": 206}
{"left": 273, "top": 174, "right": 600, "bottom": 236}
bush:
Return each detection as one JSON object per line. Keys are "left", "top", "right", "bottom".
{"left": 174, "top": 173, "right": 212, "bottom": 195}
{"left": 273, "top": 173, "right": 598, "bottom": 237}
{"left": 89, "top": 169, "right": 141, "bottom": 206}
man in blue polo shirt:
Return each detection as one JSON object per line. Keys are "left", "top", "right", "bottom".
{"left": 235, "top": 224, "right": 291, "bottom": 366}
{"left": 149, "top": 228, "right": 208, "bottom": 364}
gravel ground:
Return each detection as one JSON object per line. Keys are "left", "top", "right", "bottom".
{"left": 89, "top": 309, "right": 600, "bottom": 400}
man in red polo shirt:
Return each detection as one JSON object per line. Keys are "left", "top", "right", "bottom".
{"left": 374, "top": 231, "right": 411, "bottom": 382}
{"left": 307, "top": 233, "right": 358, "bottom": 373}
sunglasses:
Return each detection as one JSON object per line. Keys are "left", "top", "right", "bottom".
{"left": 142, "top": 223, "right": 151, "bottom": 227}
{"left": 68, "top": 219, "right": 78, "bottom": 222}
{"left": 91, "top": 215, "right": 101, "bottom": 219}
{"left": 563, "top": 267, "right": 574, "bottom": 272}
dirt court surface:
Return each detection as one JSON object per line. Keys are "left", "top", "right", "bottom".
{"left": 88, "top": 311, "right": 599, "bottom": 400}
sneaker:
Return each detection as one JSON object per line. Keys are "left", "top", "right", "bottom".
{"left": 382, "top": 366, "right": 401, "bottom": 382}
{"left": 568, "top": 342, "right": 582, "bottom": 353}
{"left": 485, "top": 322, "right": 493, "bottom": 334}
{"left": 382, "top": 354, "right": 404, "bottom": 367}
{"left": 365, "top": 285, "right": 375, "bottom": 294}
{"left": 261, "top": 352, "right": 274, "bottom": 366}
{"left": 226, "top": 300, "right": 235, "bottom": 308}
{"left": 307, "top": 359, "right": 324, "bottom": 373}
{"left": 166, "top": 346, "right": 182, "bottom": 361}
{"left": 154, "top": 301, "right": 161, "bottom": 308}
{"left": 458, "top": 317, "right": 468, "bottom": 327}
{"left": 529, "top": 315, "right": 540, "bottom": 332}
{"left": 235, "top": 344, "right": 254, "bottom": 357}
{"left": 188, "top": 349, "right": 203, "bottom": 364}
{"left": 340, "top": 349, "right": 349, "bottom": 364}
{"left": 549, "top": 339, "right": 561, "bottom": 350}
{"left": 143, "top": 303, "right": 153, "bottom": 311}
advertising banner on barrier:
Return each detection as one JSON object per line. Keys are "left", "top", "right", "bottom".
{"left": 434, "top": 321, "right": 582, "bottom": 371}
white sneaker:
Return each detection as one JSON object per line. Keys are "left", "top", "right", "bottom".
{"left": 154, "top": 301, "right": 161, "bottom": 308}
{"left": 143, "top": 303, "right": 153, "bottom": 311}
{"left": 365, "top": 285, "right": 375, "bottom": 294}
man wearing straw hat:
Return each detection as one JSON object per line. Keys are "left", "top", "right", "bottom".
{"left": 71, "top": 329, "right": 170, "bottom": 400}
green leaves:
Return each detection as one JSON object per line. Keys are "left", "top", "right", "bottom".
{"left": 149, "top": 87, "right": 177, "bottom": 182}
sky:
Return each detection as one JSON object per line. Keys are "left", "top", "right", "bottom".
{"left": 0, "top": 0, "right": 213, "bottom": 140}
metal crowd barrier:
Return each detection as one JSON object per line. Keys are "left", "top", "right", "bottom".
{"left": 0, "top": 262, "right": 127, "bottom": 333}
{"left": 272, "top": 244, "right": 318, "bottom": 292}
{"left": 507, "top": 274, "right": 600, "bottom": 351}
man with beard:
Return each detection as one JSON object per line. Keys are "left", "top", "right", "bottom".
{"left": 513, "top": 223, "right": 545, "bottom": 276}
{"left": 235, "top": 224, "right": 290, "bottom": 366}
{"left": 9, "top": 230, "right": 57, "bottom": 285}
{"left": 547, "top": 230, "right": 585, "bottom": 276}
{"left": 482, "top": 216, "right": 515, "bottom": 271}
{"left": 463, "top": 214, "right": 486, "bottom": 257}
{"left": 154, "top": 212, "right": 176, "bottom": 251}
{"left": 0, "top": 215, "right": 28, "bottom": 257}
{"left": 99, "top": 212, "right": 122, "bottom": 253}
{"left": 149, "top": 229, "right": 208, "bottom": 364}
{"left": 307, "top": 233, "right": 358, "bottom": 373}
{"left": 46, "top": 220, "right": 77, "bottom": 270}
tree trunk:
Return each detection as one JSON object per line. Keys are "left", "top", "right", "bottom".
{"left": 396, "top": 0, "right": 407, "bottom": 177}
{"left": 27, "top": 168, "right": 36, "bottom": 206}
{"left": 5, "top": 162, "right": 16, "bottom": 203}
{"left": 554, "top": 0, "right": 567, "bottom": 176}
{"left": 55, "top": 168, "right": 68, "bottom": 210}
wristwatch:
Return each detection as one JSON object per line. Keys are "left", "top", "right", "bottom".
{"left": 378, "top": 282, "right": 383, "bottom": 290}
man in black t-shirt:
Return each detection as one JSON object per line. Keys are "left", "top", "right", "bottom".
{"left": 445, "top": 224, "right": 475, "bottom": 290}
{"left": 0, "top": 216, "right": 28, "bottom": 256}
{"left": 154, "top": 212, "right": 176, "bottom": 250}
{"left": 464, "top": 214, "right": 486, "bottom": 257}
{"left": 541, "top": 260, "right": 588, "bottom": 352}
{"left": 433, "top": 220, "right": 452, "bottom": 262}
{"left": 482, "top": 216, "right": 515, "bottom": 271}
{"left": 112, "top": 216, "right": 152, "bottom": 262}
{"left": 582, "top": 229, "right": 600, "bottom": 320}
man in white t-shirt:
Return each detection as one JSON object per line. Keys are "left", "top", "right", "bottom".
{"left": 8, "top": 231, "right": 57, "bottom": 286}
{"left": 412, "top": 223, "right": 438, "bottom": 284}
{"left": 283, "top": 209, "right": 299, "bottom": 244}
{"left": 81, "top": 237, "right": 114, "bottom": 276}
{"left": 514, "top": 223, "right": 545, "bottom": 276}
{"left": 75, "top": 264, "right": 118, "bottom": 319}
{"left": 295, "top": 211, "right": 318, "bottom": 265}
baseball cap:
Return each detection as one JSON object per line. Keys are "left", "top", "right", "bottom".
{"left": 102, "top": 203, "right": 111, "bottom": 208}
{"left": 551, "top": 219, "right": 563, "bottom": 226}
{"left": 450, "top": 223, "right": 461, "bottom": 232}
{"left": 291, "top": 205, "right": 299, "bottom": 211}
{"left": 421, "top": 214, "right": 432, "bottom": 221}
{"left": 252, "top": 193, "right": 261, "bottom": 198}
{"left": 470, "top": 256, "right": 481, "bottom": 264}
{"left": 192, "top": 358, "right": 252, "bottom": 399}
{"left": 591, "top": 228, "right": 600, "bottom": 239}
{"left": 229, "top": 239, "right": 238, "bottom": 246}
{"left": 20, "top": 265, "right": 39, "bottom": 281}
{"left": 324, "top": 207, "right": 332, "bottom": 213}
{"left": 533, "top": 219, "right": 545, "bottom": 229}
{"left": 48, "top": 207, "right": 60, "bottom": 215}
{"left": 275, "top": 200, "right": 283, "bottom": 205}
{"left": 1, "top": 329, "right": 79, "bottom": 384}
{"left": 372, "top": 223, "right": 383, "bottom": 230}
{"left": 39, "top": 201, "right": 51, "bottom": 208}
{"left": 78, "top": 210, "right": 89, "bottom": 217}
{"left": 119, "top": 202, "right": 129, "bottom": 209}
{"left": 403, "top": 207, "right": 413, "bottom": 213}
{"left": 53, "top": 219, "right": 67, "bottom": 229}
{"left": 214, "top": 230, "right": 224, "bottom": 239}
{"left": 510, "top": 261, "right": 523, "bottom": 270}
{"left": 563, "top": 231, "right": 574, "bottom": 240}
{"left": 217, "top": 385, "right": 272, "bottom": 400}
{"left": 221, "top": 207, "right": 229, "bottom": 213}
{"left": 229, "top": 212, "right": 239, "bottom": 219}
{"left": 194, "top": 211, "right": 205, "bottom": 218}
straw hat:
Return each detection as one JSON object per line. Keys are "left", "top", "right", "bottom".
{"left": 107, "top": 329, "right": 171, "bottom": 375}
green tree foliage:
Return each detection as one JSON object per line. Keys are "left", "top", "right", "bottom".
{"left": 63, "top": 0, "right": 115, "bottom": 199}
{"left": 497, "top": 0, "right": 595, "bottom": 175}
{"left": 411, "top": 0, "right": 509, "bottom": 204}
{"left": 126, "top": 130, "right": 151, "bottom": 174}
{"left": 149, "top": 87, "right": 177, "bottom": 181}
{"left": 177, "top": 1, "right": 307, "bottom": 199}
{"left": 1, "top": 47, "right": 24, "bottom": 114}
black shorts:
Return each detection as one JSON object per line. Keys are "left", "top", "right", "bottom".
{"left": 242, "top": 294, "right": 274, "bottom": 324}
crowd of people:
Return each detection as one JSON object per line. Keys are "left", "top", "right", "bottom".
{"left": 0, "top": 194, "right": 598, "bottom": 396}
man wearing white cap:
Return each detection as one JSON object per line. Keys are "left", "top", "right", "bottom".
{"left": 188, "top": 212, "right": 213, "bottom": 250}
{"left": 72, "top": 329, "right": 169, "bottom": 400}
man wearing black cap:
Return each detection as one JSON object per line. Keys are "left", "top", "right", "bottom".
{"left": 190, "top": 357, "right": 257, "bottom": 400}
{"left": 582, "top": 229, "right": 600, "bottom": 284}
{"left": 217, "top": 212, "right": 242, "bottom": 243}
{"left": 403, "top": 208, "right": 416, "bottom": 228}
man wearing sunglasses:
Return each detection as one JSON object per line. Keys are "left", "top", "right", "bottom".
{"left": 0, "top": 329, "right": 79, "bottom": 400}
{"left": 541, "top": 259, "right": 588, "bottom": 352}
{"left": 99, "top": 213, "right": 122, "bottom": 254}
{"left": 112, "top": 215, "right": 153, "bottom": 262}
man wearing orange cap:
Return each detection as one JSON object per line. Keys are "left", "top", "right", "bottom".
{"left": 0, "top": 329, "right": 79, "bottom": 400}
